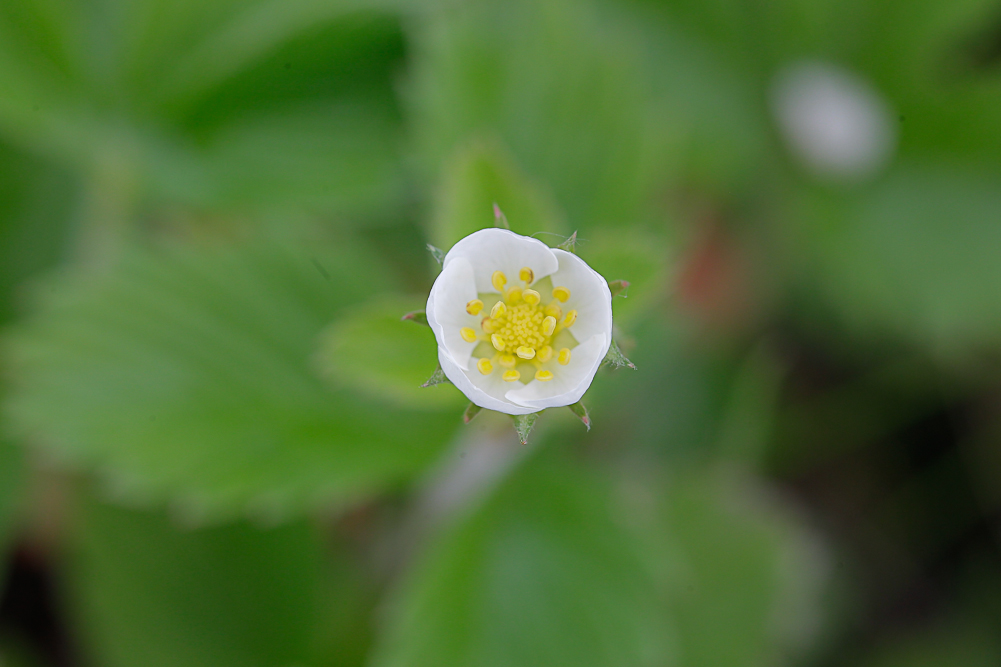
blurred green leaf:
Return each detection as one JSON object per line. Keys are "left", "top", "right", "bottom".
{"left": 410, "top": 0, "right": 661, "bottom": 230}
{"left": 317, "top": 295, "right": 464, "bottom": 410}
{"left": 0, "top": 442, "right": 25, "bottom": 556}
{"left": 857, "top": 620, "right": 1001, "bottom": 667}
{"left": 655, "top": 469, "right": 828, "bottom": 667}
{"left": 429, "top": 139, "right": 565, "bottom": 249}
{"left": 372, "top": 447, "right": 673, "bottom": 667}
{"left": 68, "top": 492, "right": 337, "bottom": 667}
{"left": 0, "top": 1, "right": 415, "bottom": 220}
{"left": 0, "top": 140, "right": 76, "bottom": 324}
{"left": 784, "top": 164, "right": 1001, "bottom": 353}
{"left": 3, "top": 243, "right": 459, "bottom": 521}
{"left": 582, "top": 227, "right": 670, "bottom": 328}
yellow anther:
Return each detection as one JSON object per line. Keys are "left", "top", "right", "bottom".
{"left": 477, "top": 358, "right": 493, "bottom": 375}
{"left": 537, "top": 345, "right": 553, "bottom": 363}
{"left": 481, "top": 317, "right": 496, "bottom": 333}
{"left": 523, "top": 289, "right": 541, "bottom": 306}
{"left": 460, "top": 327, "right": 478, "bottom": 343}
{"left": 516, "top": 346, "right": 536, "bottom": 360}
{"left": 519, "top": 266, "right": 534, "bottom": 283}
{"left": 558, "top": 348, "right": 572, "bottom": 365}
{"left": 535, "top": 370, "right": 554, "bottom": 382}
{"left": 506, "top": 287, "right": 522, "bottom": 304}
{"left": 466, "top": 299, "right": 483, "bottom": 315}
{"left": 544, "top": 303, "right": 562, "bottom": 319}
{"left": 491, "top": 334, "right": 506, "bottom": 351}
{"left": 492, "top": 271, "right": 507, "bottom": 291}
{"left": 502, "top": 369, "right": 521, "bottom": 382}
{"left": 541, "top": 316, "right": 557, "bottom": 336}
{"left": 499, "top": 354, "right": 517, "bottom": 368}
{"left": 553, "top": 286, "right": 571, "bottom": 302}
{"left": 563, "top": 309, "right": 577, "bottom": 327}
{"left": 490, "top": 301, "right": 506, "bottom": 319}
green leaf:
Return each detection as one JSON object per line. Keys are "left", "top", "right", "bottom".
{"left": 584, "top": 228, "right": 670, "bottom": 327}
{"left": 461, "top": 402, "right": 481, "bottom": 424}
{"left": 429, "top": 138, "right": 565, "bottom": 249}
{"left": 785, "top": 164, "right": 1001, "bottom": 353}
{"left": 317, "top": 296, "right": 462, "bottom": 409}
{"left": 0, "top": 441, "right": 25, "bottom": 558}
{"left": 419, "top": 366, "right": 451, "bottom": 389}
{"left": 371, "top": 449, "right": 673, "bottom": 667}
{"left": 3, "top": 244, "right": 459, "bottom": 521}
{"left": 400, "top": 310, "right": 429, "bottom": 326}
{"left": 567, "top": 401, "right": 591, "bottom": 431}
{"left": 603, "top": 339, "right": 637, "bottom": 370}
{"left": 653, "top": 469, "right": 829, "bottom": 667}
{"left": 0, "top": 140, "right": 77, "bottom": 325}
{"left": 426, "top": 244, "right": 445, "bottom": 266}
{"left": 67, "top": 492, "right": 342, "bottom": 667}
{"left": 511, "top": 412, "right": 539, "bottom": 445}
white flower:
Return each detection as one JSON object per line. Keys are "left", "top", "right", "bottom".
{"left": 426, "top": 228, "right": 612, "bottom": 415}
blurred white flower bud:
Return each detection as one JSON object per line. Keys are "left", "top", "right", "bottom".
{"left": 771, "top": 61, "right": 896, "bottom": 181}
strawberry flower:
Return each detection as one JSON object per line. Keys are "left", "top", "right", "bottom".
{"left": 426, "top": 229, "right": 612, "bottom": 415}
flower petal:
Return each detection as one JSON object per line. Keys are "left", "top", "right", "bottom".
{"left": 443, "top": 228, "right": 559, "bottom": 293}
{"left": 438, "top": 347, "right": 538, "bottom": 416}
{"left": 427, "top": 257, "right": 479, "bottom": 370}
{"left": 504, "top": 333, "right": 608, "bottom": 409}
{"left": 548, "top": 249, "right": 613, "bottom": 343}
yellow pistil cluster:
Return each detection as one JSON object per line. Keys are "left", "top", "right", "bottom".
{"left": 460, "top": 267, "right": 577, "bottom": 384}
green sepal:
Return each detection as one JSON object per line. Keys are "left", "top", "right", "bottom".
{"left": 567, "top": 402, "right": 591, "bottom": 431}
{"left": 557, "top": 230, "right": 578, "bottom": 253}
{"left": 427, "top": 244, "right": 445, "bottom": 266}
{"left": 420, "top": 365, "right": 451, "bottom": 388}
{"left": 462, "top": 403, "right": 482, "bottom": 424}
{"left": 492, "top": 203, "right": 510, "bottom": 229}
{"left": 608, "top": 280, "right": 630, "bottom": 298}
{"left": 401, "top": 310, "right": 429, "bottom": 326}
{"left": 603, "top": 339, "right": 636, "bottom": 370}
{"left": 511, "top": 412, "right": 540, "bottom": 445}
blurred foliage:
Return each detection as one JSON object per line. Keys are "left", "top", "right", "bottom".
{"left": 0, "top": 0, "right": 998, "bottom": 664}
{"left": 68, "top": 492, "right": 368, "bottom": 667}
{"left": 3, "top": 244, "right": 460, "bottom": 521}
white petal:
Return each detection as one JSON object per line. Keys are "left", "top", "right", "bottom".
{"left": 548, "top": 249, "right": 613, "bottom": 342}
{"left": 504, "top": 333, "right": 608, "bottom": 409}
{"left": 443, "top": 228, "right": 559, "bottom": 293}
{"left": 438, "top": 347, "right": 539, "bottom": 416}
{"left": 427, "top": 257, "right": 479, "bottom": 370}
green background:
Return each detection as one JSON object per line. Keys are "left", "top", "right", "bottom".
{"left": 1, "top": 0, "right": 1000, "bottom": 664}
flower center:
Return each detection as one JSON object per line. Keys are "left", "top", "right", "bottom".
{"left": 459, "top": 267, "right": 578, "bottom": 384}
{"left": 491, "top": 301, "right": 550, "bottom": 354}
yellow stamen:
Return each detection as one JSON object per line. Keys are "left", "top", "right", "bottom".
{"left": 558, "top": 348, "right": 572, "bottom": 365}
{"left": 492, "top": 271, "right": 507, "bottom": 291}
{"left": 563, "top": 310, "right": 577, "bottom": 327}
{"left": 537, "top": 345, "right": 553, "bottom": 363}
{"left": 481, "top": 317, "right": 496, "bottom": 333}
{"left": 490, "top": 301, "right": 506, "bottom": 319}
{"left": 502, "top": 369, "right": 521, "bottom": 382}
{"left": 553, "top": 286, "right": 571, "bottom": 302}
{"left": 519, "top": 267, "right": 534, "bottom": 283}
{"left": 535, "top": 370, "right": 554, "bottom": 382}
{"left": 542, "top": 316, "right": 557, "bottom": 336}
{"left": 466, "top": 299, "right": 483, "bottom": 315}
{"left": 523, "top": 289, "right": 541, "bottom": 306}
{"left": 491, "top": 334, "right": 506, "bottom": 351}
{"left": 477, "top": 358, "right": 493, "bottom": 375}
{"left": 544, "top": 303, "right": 562, "bottom": 319}
{"left": 516, "top": 346, "right": 536, "bottom": 360}
{"left": 460, "top": 327, "right": 478, "bottom": 343}
{"left": 506, "top": 287, "right": 523, "bottom": 304}
{"left": 498, "top": 354, "right": 517, "bottom": 368}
